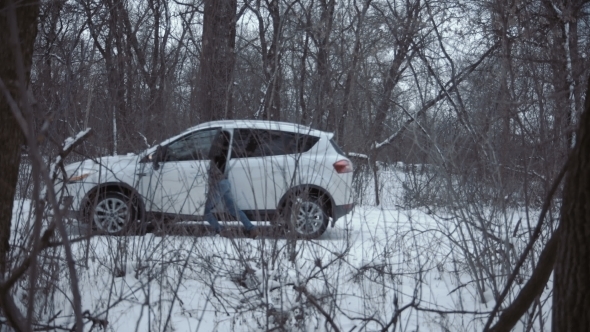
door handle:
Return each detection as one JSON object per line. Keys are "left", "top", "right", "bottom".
{"left": 136, "top": 172, "right": 147, "bottom": 177}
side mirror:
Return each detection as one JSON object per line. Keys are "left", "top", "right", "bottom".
{"left": 152, "top": 145, "right": 168, "bottom": 170}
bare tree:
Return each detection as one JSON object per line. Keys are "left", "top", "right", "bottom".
{"left": 0, "top": 0, "right": 39, "bottom": 276}
{"left": 337, "top": 0, "right": 372, "bottom": 144}
{"left": 250, "top": 0, "right": 290, "bottom": 121}
{"left": 552, "top": 72, "right": 590, "bottom": 330}
{"left": 198, "top": 0, "right": 237, "bottom": 121}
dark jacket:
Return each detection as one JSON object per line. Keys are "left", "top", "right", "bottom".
{"left": 207, "top": 131, "right": 230, "bottom": 192}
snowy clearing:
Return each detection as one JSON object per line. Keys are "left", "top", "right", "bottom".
{"left": 8, "top": 166, "right": 552, "bottom": 331}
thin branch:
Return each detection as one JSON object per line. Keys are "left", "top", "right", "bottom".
{"left": 487, "top": 234, "right": 558, "bottom": 332}
{"left": 296, "top": 285, "right": 340, "bottom": 332}
{"left": 372, "top": 42, "right": 499, "bottom": 150}
{"left": 0, "top": 227, "right": 55, "bottom": 291}
{"left": 482, "top": 159, "right": 569, "bottom": 331}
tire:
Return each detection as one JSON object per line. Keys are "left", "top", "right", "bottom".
{"left": 283, "top": 192, "right": 329, "bottom": 239}
{"left": 90, "top": 192, "right": 143, "bottom": 235}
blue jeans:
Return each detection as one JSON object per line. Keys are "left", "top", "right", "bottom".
{"left": 204, "top": 179, "right": 255, "bottom": 232}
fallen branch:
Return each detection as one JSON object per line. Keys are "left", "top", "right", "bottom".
{"left": 50, "top": 128, "right": 93, "bottom": 182}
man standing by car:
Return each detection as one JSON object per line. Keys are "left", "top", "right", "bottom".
{"left": 204, "top": 130, "right": 259, "bottom": 238}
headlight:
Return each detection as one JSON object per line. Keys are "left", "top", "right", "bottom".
{"left": 67, "top": 170, "right": 97, "bottom": 183}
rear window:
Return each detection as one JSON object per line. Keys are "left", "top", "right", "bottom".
{"left": 296, "top": 134, "right": 320, "bottom": 153}
{"left": 232, "top": 129, "right": 319, "bottom": 158}
{"left": 329, "top": 139, "right": 345, "bottom": 156}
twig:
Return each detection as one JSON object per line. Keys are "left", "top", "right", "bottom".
{"left": 296, "top": 285, "right": 340, "bottom": 332}
{"left": 487, "top": 234, "right": 558, "bottom": 332}
{"left": 482, "top": 159, "right": 569, "bottom": 331}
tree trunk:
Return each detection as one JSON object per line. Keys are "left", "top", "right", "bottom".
{"left": 198, "top": 0, "right": 237, "bottom": 121}
{"left": 260, "top": 0, "right": 282, "bottom": 121}
{"left": 552, "top": 73, "right": 590, "bottom": 330}
{"left": 299, "top": 22, "right": 310, "bottom": 124}
{"left": 314, "top": 0, "right": 335, "bottom": 130}
{"left": 338, "top": 0, "right": 372, "bottom": 145}
{"left": 0, "top": 0, "right": 39, "bottom": 275}
{"left": 370, "top": 0, "right": 421, "bottom": 155}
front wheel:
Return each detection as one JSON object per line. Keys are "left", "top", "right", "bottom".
{"left": 90, "top": 192, "right": 142, "bottom": 235}
{"left": 283, "top": 193, "right": 329, "bottom": 239}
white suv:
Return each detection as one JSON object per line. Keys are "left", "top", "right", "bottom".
{"left": 58, "top": 120, "right": 354, "bottom": 239}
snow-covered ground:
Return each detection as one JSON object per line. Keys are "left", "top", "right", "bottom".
{"left": 8, "top": 166, "right": 552, "bottom": 331}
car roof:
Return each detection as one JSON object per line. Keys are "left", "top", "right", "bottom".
{"left": 146, "top": 120, "right": 331, "bottom": 155}
{"left": 184, "top": 119, "right": 329, "bottom": 137}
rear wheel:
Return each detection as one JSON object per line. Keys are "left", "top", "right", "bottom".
{"left": 283, "top": 192, "right": 329, "bottom": 239}
{"left": 90, "top": 192, "right": 143, "bottom": 235}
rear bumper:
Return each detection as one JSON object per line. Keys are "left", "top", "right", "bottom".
{"left": 332, "top": 203, "right": 355, "bottom": 225}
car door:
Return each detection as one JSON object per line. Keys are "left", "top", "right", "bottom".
{"left": 137, "top": 128, "right": 220, "bottom": 216}
{"left": 226, "top": 129, "right": 297, "bottom": 215}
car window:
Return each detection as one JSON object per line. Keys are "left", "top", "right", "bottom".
{"left": 256, "top": 130, "right": 288, "bottom": 157}
{"left": 165, "top": 128, "right": 220, "bottom": 161}
{"left": 297, "top": 134, "right": 320, "bottom": 153}
{"left": 231, "top": 129, "right": 256, "bottom": 158}
{"left": 231, "top": 129, "right": 319, "bottom": 158}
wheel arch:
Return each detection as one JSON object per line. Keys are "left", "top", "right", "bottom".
{"left": 81, "top": 182, "right": 146, "bottom": 222}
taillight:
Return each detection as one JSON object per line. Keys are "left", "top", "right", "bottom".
{"left": 333, "top": 160, "right": 353, "bottom": 173}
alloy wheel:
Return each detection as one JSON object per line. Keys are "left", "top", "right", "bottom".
{"left": 293, "top": 199, "right": 326, "bottom": 236}
{"left": 93, "top": 196, "right": 130, "bottom": 234}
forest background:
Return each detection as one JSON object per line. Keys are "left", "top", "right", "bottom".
{"left": 1, "top": 0, "right": 590, "bottom": 331}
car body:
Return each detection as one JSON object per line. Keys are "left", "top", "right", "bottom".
{"left": 57, "top": 120, "right": 355, "bottom": 238}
